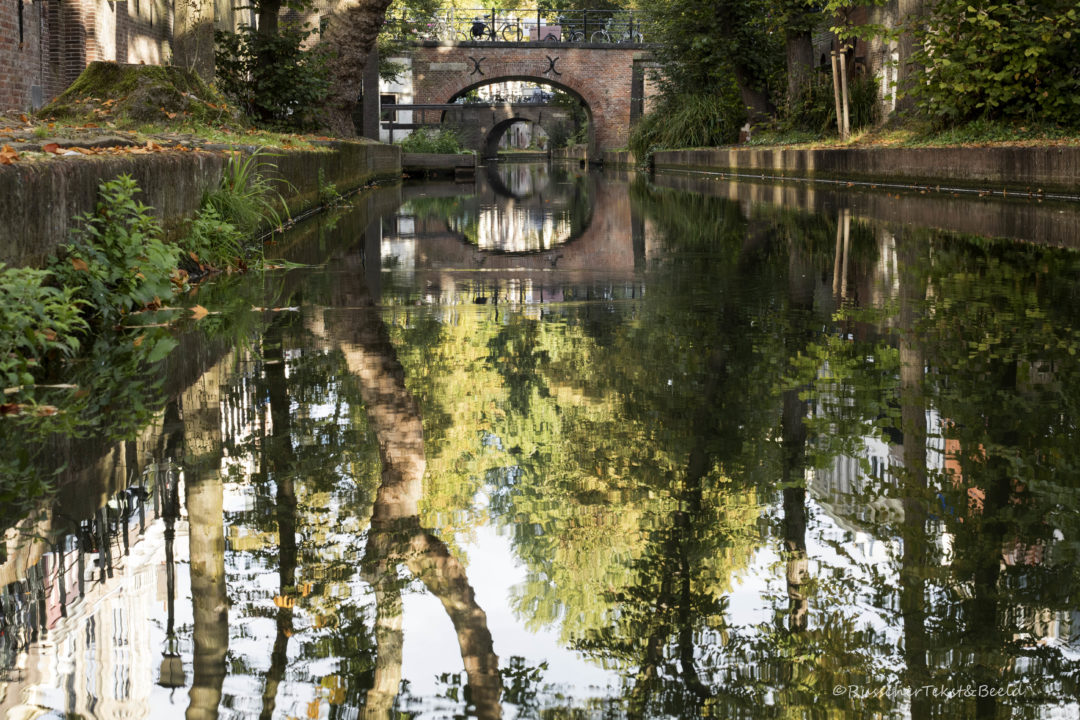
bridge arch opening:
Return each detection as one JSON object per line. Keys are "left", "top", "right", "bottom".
{"left": 482, "top": 117, "right": 549, "bottom": 158}
{"left": 444, "top": 77, "right": 592, "bottom": 153}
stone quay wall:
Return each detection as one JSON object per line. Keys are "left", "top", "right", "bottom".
{"left": 0, "top": 139, "right": 401, "bottom": 266}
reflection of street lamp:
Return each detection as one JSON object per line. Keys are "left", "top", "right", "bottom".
{"left": 156, "top": 463, "right": 186, "bottom": 689}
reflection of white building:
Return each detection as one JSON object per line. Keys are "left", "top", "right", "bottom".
{"left": 379, "top": 58, "right": 414, "bottom": 144}
{"left": 2, "top": 517, "right": 188, "bottom": 720}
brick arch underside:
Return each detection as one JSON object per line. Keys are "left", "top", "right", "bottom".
{"left": 412, "top": 50, "right": 636, "bottom": 152}
{"left": 482, "top": 116, "right": 565, "bottom": 157}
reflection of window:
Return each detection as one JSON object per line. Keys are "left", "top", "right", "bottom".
{"left": 397, "top": 216, "right": 415, "bottom": 236}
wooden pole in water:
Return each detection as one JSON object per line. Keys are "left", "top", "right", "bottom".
{"left": 832, "top": 210, "right": 843, "bottom": 296}
{"left": 830, "top": 51, "right": 844, "bottom": 140}
{"left": 840, "top": 208, "right": 851, "bottom": 300}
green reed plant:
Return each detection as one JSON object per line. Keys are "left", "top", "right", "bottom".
{"left": 629, "top": 90, "right": 746, "bottom": 168}
{"left": 203, "top": 148, "right": 289, "bottom": 235}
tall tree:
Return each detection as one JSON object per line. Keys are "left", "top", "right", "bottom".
{"left": 321, "top": 0, "right": 399, "bottom": 136}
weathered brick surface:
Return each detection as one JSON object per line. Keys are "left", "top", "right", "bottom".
{"left": 2, "top": 0, "right": 174, "bottom": 112}
{"left": 0, "top": 0, "right": 46, "bottom": 111}
{"left": 410, "top": 43, "right": 645, "bottom": 152}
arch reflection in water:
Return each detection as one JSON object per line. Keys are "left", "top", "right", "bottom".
{"left": 394, "top": 162, "right": 593, "bottom": 256}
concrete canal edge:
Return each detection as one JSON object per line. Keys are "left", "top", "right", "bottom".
{"left": 650, "top": 146, "right": 1080, "bottom": 195}
{"left": 0, "top": 139, "right": 402, "bottom": 267}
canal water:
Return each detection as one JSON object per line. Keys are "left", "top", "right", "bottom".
{"left": 2, "top": 161, "right": 1080, "bottom": 719}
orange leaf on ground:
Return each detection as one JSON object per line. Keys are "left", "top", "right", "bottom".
{"left": 190, "top": 304, "right": 209, "bottom": 320}
{"left": 19, "top": 114, "right": 30, "bottom": 123}
{"left": 42, "top": 143, "right": 60, "bottom": 154}
{"left": 0, "top": 144, "right": 18, "bottom": 164}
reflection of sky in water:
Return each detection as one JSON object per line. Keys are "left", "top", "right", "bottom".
{"left": 397, "top": 162, "right": 584, "bottom": 255}
{"left": 7, "top": 170, "right": 1080, "bottom": 720}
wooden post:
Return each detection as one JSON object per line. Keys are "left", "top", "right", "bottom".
{"left": 830, "top": 51, "right": 844, "bottom": 139}
{"left": 839, "top": 49, "right": 851, "bottom": 140}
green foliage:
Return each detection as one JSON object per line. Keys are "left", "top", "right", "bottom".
{"left": 548, "top": 90, "right": 589, "bottom": 149}
{"left": 215, "top": 23, "right": 331, "bottom": 130}
{"left": 0, "top": 265, "right": 86, "bottom": 392}
{"left": 786, "top": 70, "right": 879, "bottom": 134}
{"left": 909, "top": 0, "right": 1080, "bottom": 124}
{"left": 317, "top": 168, "right": 344, "bottom": 207}
{"left": 629, "top": 91, "right": 746, "bottom": 165}
{"left": 52, "top": 175, "right": 179, "bottom": 325}
{"left": 204, "top": 148, "right": 287, "bottom": 236}
{"left": 640, "top": 0, "right": 783, "bottom": 107}
{"left": 398, "top": 127, "right": 466, "bottom": 153}
{"left": 179, "top": 206, "right": 248, "bottom": 270}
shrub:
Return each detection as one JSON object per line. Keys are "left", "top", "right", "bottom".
{"left": 629, "top": 90, "right": 746, "bottom": 166}
{"left": 909, "top": 0, "right": 1080, "bottom": 125}
{"left": 179, "top": 206, "right": 248, "bottom": 271}
{"left": 215, "top": 23, "right": 331, "bottom": 130}
{"left": 786, "top": 70, "right": 879, "bottom": 135}
{"left": 52, "top": 175, "right": 180, "bottom": 325}
{"left": 0, "top": 265, "right": 86, "bottom": 391}
{"left": 398, "top": 128, "right": 466, "bottom": 154}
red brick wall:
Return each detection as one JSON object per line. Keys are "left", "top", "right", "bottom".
{"left": 411, "top": 44, "right": 640, "bottom": 152}
{"left": 1, "top": 0, "right": 175, "bottom": 112}
{"left": 0, "top": 0, "right": 46, "bottom": 111}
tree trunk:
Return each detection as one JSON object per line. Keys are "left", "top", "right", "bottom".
{"left": 785, "top": 29, "right": 815, "bottom": 109}
{"left": 731, "top": 65, "right": 775, "bottom": 122}
{"left": 257, "top": 0, "right": 280, "bottom": 38}
{"left": 174, "top": 0, "right": 216, "bottom": 82}
{"left": 321, "top": 0, "right": 396, "bottom": 137}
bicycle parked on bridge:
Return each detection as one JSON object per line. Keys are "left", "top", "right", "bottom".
{"left": 589, "top": 18, "right": 643, "bottom": 43}
{"left": 470, "top": 15, "right": 524, "bottom": 41}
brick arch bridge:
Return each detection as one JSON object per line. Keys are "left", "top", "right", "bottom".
{"left": 409, "top": 42, "right": 653, "bottom": 153}
{"left": 439, "top": 103, "right": 576, "bottom": 157}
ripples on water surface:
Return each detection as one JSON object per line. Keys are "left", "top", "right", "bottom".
{"left": 3, "top": 161, "right": 1080, "bottom": 719}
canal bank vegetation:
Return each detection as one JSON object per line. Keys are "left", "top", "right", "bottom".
{"left": 0, "top": 151, "right": 289, "bottom": 411}
{"left": 397, "top": 127, "right": 469, "bottom": 154}
{"left": 629, "top": 0, "right": 1080, "bottom": 159}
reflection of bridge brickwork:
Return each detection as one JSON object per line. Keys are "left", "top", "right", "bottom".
{"left": 408, "top": 180, "right": 636, "bottom": 272}
{"left": 410, "top": 43, "right": 647, "bottom": 152}
{"left": 442, "top": 104, "right": 574, "bottom": 155}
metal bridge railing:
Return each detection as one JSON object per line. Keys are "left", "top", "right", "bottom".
{"left": 387, "top": 8, "right": 648, "bottom": 45}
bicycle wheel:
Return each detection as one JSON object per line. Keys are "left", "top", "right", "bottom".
{"left": 590, "top": 30, "right": 609, "bottom": 43}
{"left": 568, "top": 30, "right": 585, "bottom": 42}
{"left": 502, "top": 24, "right": 522, "bottom": 42}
